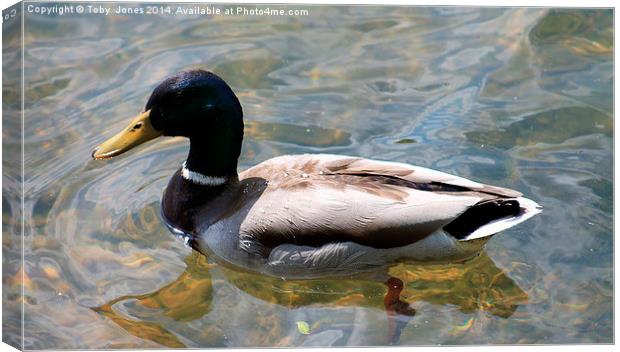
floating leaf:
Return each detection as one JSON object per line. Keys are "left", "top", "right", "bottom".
{"left": 296, "top": 321, "right": 311, "bottom": 335}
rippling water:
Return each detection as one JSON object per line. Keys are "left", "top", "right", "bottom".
{"left": 2, "top": 4, "right": 613, "bottom": 348}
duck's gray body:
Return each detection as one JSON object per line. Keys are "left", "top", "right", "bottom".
{"left": 162, "top": 153, "right": 541, "bottom": 279}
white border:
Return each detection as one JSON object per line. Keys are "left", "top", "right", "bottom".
{"left": 0, "top": 1, "right": 616, "bottom": 352}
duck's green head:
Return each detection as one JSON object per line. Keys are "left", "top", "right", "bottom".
{"left": 92, "top": 70, "right": 244, "bottom": 176}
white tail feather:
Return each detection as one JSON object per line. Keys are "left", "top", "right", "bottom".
{"left": 461, "top": 197, "right": 542, "bottom": 241}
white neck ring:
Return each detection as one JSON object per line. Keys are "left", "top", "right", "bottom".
{"left": 181, "top": 161, "right": 228, "bottom": 186}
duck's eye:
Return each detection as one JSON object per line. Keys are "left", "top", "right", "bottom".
{"left": 131, "top": 122, "right": 143, "bottom": 131}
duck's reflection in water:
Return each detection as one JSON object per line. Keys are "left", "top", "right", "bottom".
{"left": 92, "top": 253, "right": 214, "bottom": 348}
{"left": 93, "top": 250, "right": 527, "bottom": 347}
{"left": 384, "top": 277, "right": 416, "bottom": 345}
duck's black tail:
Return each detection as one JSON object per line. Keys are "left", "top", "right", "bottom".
{"left": 444, "top": 197, "right": 541, "bottom": 241}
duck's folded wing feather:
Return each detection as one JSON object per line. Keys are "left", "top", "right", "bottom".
{"left": 322, "top": 156, "right": 522, "bottom": 198}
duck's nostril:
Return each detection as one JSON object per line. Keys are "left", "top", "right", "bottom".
{"left": 91, "top": 148, "right": 99, "bottom": 159}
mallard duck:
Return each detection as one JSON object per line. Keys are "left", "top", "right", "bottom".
{"left": 92, "top": 70, "right": 541, "bottom": 278}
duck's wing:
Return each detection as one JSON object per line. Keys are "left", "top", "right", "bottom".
{"left": 236, "top": 154, "right": 526, "bottom": 257}
{"left": 320, "top": 156, "right": 522, "bottom": 198}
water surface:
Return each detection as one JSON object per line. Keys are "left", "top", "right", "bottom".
{"left": 2, "top": 4, "right": 613, "bottom": 348}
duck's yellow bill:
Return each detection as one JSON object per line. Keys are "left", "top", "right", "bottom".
{"left": 92, "top": 110, "right": 162, "bottom": 160}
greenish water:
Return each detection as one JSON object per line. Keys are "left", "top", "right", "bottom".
{"left": 2, "top": 4, "right": 613, "bottom": 348}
